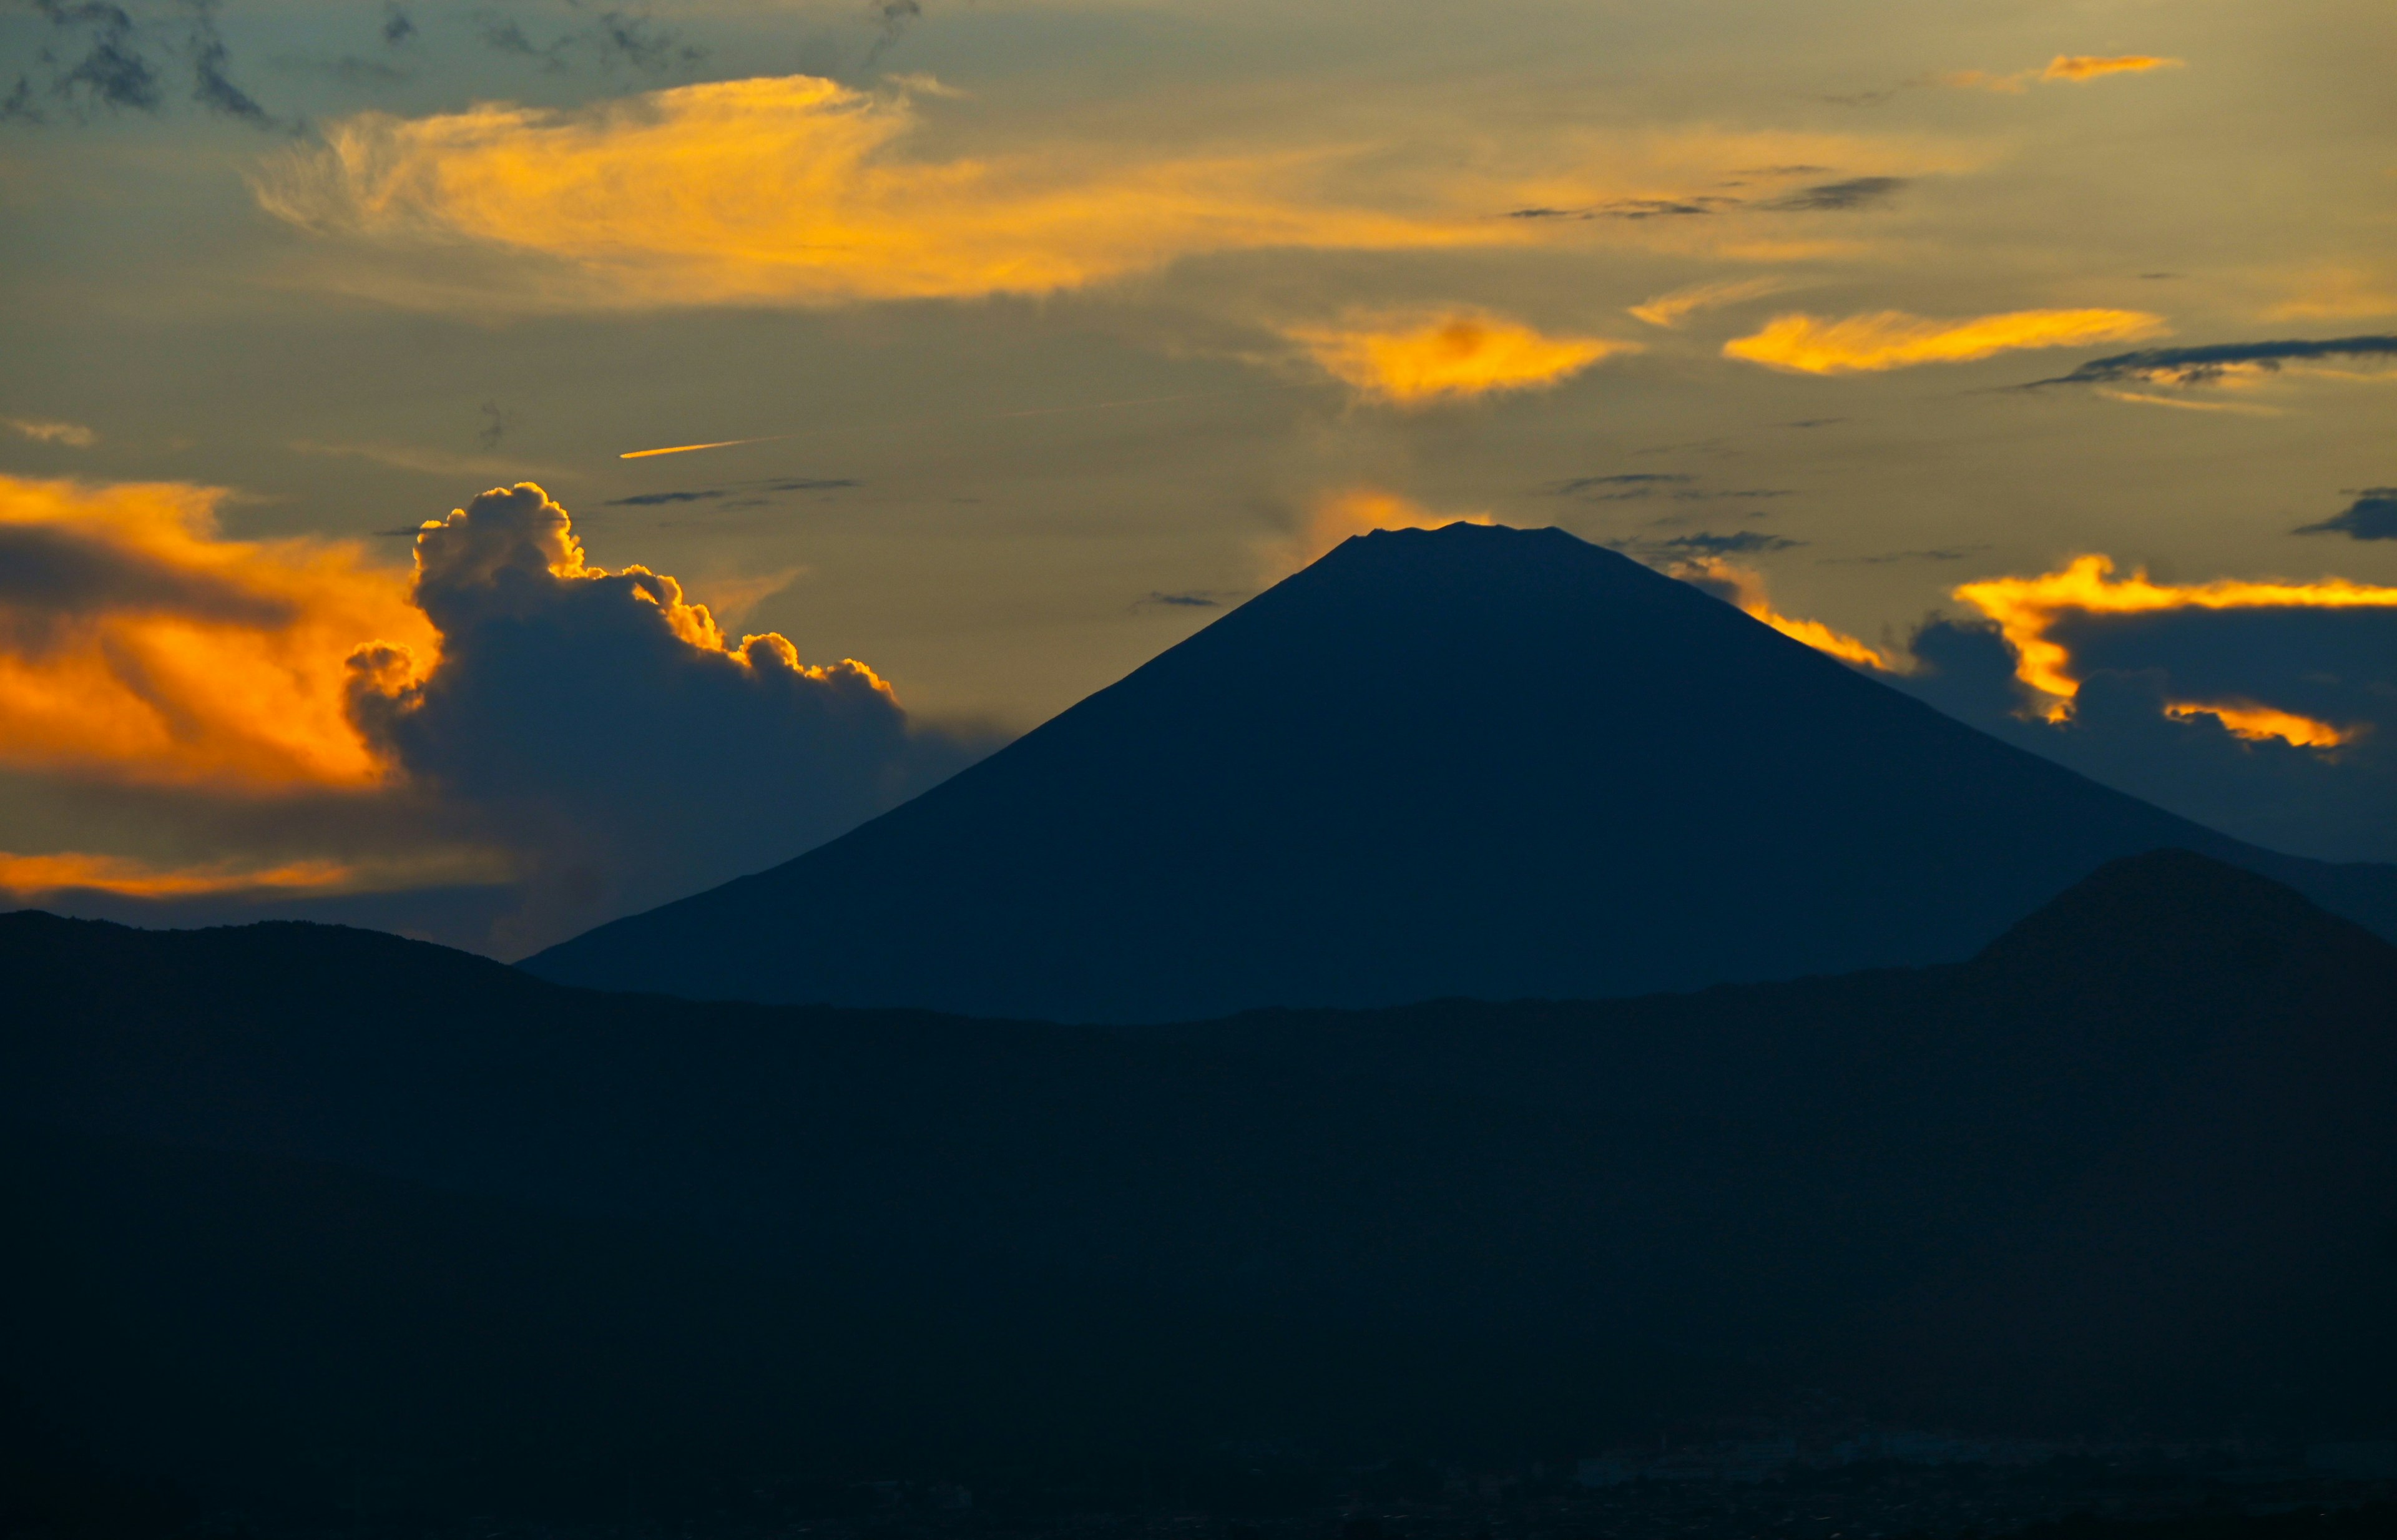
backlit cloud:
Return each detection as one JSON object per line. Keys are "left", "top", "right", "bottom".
{"left": 1724, "top": 308, "right": 2165, "bottom": 374}
{"left": 347, "top": 482, "right": 982, "bottom": 947}
{"left": 1951, "top": 554, "right": 2397, "bottom": 742}
{"left": 255, "top": 74, "right": 1516, "bottom": 308}
{"left": 1285, "top": 310, "right": 1635, "bottom": 405}
{"left": 0, "top": 474, "right": 433, "bottom": 791}
{"left": 0, "top": 847, "right": 501, "bottom": 901}
{"left": 1263, "top": 488, "right": 1493, "bottom": 578}
{"left": 1628, "top": 276, "right": 1792, "bottom": 328}
{"left": 1669, "top": 556, "right": 1895, "bottom": 670}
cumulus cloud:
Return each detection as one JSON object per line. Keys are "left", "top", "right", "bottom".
{"left": 346, "top": 483, "right": 983, "bottom": 946}
{"left": 1949, "top": 554, "right": 2397, "bottom": 725}
{"left": 0, "top": 474, "right": 983, "bottom": 954}
{"left": 1897, "top": 607, "right": 2397, "bottom": 864}
{"left": 1285, "top": 310, "right": 1637, "bottom": 405}
{"left": 1724, "top": 308, "right": 2166, "bottom": 374}
{"left": 0, "top": 474, "right": 434, "bottom": 790}
{"left": 2295, "top": 488, "right": 2397, "bottom": 541}
{"left": 1262, "top": 488, "right": 1493, "bottom": 579}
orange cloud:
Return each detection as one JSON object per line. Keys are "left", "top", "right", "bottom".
{"left": 1264, "top": 488, "right": 1493, "bottom": 577}
{"left": 0, "top": 851, "right": 363, "bottom": 898}
{"left": 257, "top": 75, "right": 1514, "bottom": 308}
{"left": 2041, "top": 55, "right": 2182, "bottom": 83}
{"left": 1627, "top": 277, "right": 1790, "bottom": 329}
{"left": 0, "top": 475, "right": 435, "bottom": 792}
{"left": 2162, "top": 701, "right": 2355, "bottom": 750}
{"left": 1723, "top": 308, "right": 2166, "bottom": 373}
{"left": 1673, "top": 556, "right": 1895, "bottom": 670}
{"left": 1287, "top": 311, "right": 1635, "bottom": 405}
{"left": 1953, "top": 554, "right": 2397, "bottom": 738}
{"left": 1943, "top": 56, "right": 2183, "bottom": 92}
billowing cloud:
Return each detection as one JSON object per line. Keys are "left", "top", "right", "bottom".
{"left": 1285, "top": 310, "right": 1635, "bottom": 405}
{"left": 2296, "top": 488, "right": 2397, "bottom": 542}
{"left": 1669, "top": 556, "right": 1895, "bottom": 670}
{"left": 346, "top": 483, "right": 982, "bottom": 946}
{"left": 0, "top": 474, "right": 434, "bottom": 791}
{"left": 2019, "top": 334, "right": 2397, "bottom": 389}
{"left": 1725, "top": 308, "right": 2166, "bottom": 373}
{"left": 1949, "top": 554, "right": 2397, "bottom": 744}
{"left": 255, "top": 74, "right": 1517, "bottom": 308}
{"left": 1898, "top": 607, "right": 2397, "bottom": 864}
{"left": 1263, "top": 488, "right": 1493, "bottom": 577}
{"left": 1628, "top": 276, "right": 1792, "bottom": 328}
{"left": 4, "top": 417, "right": 97, "bottom": 447}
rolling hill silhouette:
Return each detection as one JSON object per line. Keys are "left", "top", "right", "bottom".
{"left": 7, "top": 850, "right": 2395, "bottom": 1499}
{"left": 524, "top": 524, "right": 2397, "bottom": 1020}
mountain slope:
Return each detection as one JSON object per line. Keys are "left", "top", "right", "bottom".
{"left": 7, "top": 849, "right": 2396, "bottom": 1471}
{"left": 524, "top": 524, "right": 2397, "bottom": 1020}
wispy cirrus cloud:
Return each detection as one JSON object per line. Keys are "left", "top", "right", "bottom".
{"left": 1942, "top": 54, "right": 2184, "bottom": 93}
{"left": 1628, "top": 276, "right": 1792, "bottom": 328}
{"left": 4, "top": 416, "right": 97, "bottom": 447}
{"left": 1725, "top": 308, "right": 2165, "bottom": 374}
{"left": 2017, "top": 334, "right": 2397, "bottom": 389}
{"left": 1285, "top": 310, "right": 1637, "bottom": 405}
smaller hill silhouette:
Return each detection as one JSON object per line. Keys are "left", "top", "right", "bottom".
{"left": 5, "top": 850, "right": 2395, "bottom": 1498}
{"left": 524, "top": 524, "right": 2397, "bottom": 1020}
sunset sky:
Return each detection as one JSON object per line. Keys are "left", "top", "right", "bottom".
{"left": 2, "top": 0, "right": 2392, "bottom": 952}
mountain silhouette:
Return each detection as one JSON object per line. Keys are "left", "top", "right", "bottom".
{"left": 524, "top": 524, "right": 2397, "bottom": 1020}
{"left": 7, "top": 850, "right": 2396, "bottom": 1499}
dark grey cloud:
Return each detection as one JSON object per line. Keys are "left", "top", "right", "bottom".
{"left": 1768, "top": 175, "right": 1906, "bottom": 211}
{"left": 380, "top": 2, "right": 414, "bottom": 45}
{"left": 1895, "top": 607, "right": 2397, "bottom": 863}
{"left": 1821, "top": 546, "right": 1984, "bottom": 565}
{"left": 475, "top": 401, "right": 514, "bottom": 451}
{"left": 1652, "top": 531, "right": 1803, "bottom": 556}
{"left": 7, "top": 0, "right": 280, "bottom": 126}
{"left": 2021, "top": 334, "right": 2397, "bottom": 388}
{"left": 1601, "top": 197, "right": 1728, "bottom": 218}
{"left": 2295, "top": 488, "right": 2397, "bottom": 542}
{"left": 1549, "top": 473, "right": 1693, "bottom": 497}
{"left": 862, "top": 0, "right": 923, "bottom": 69}
{"left": 0, "top": 521, "right": 292, "bottom": 647}
{"left": 346, "top": 483, "right": 992, "bottom": 950}
{"left": 606, "top": 477, "right": 858, "bottom": 508}
{"left": 1136, "top": 591, "right": 1222, "bottom": 609}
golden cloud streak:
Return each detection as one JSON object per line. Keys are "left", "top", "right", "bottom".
{"left": 1675, "top": 556, "right": 1895, "bottom": 670}
{"left": 0, "top": 476, "right": 436, "bottom": 792}
{"left": 2162, "top": 701, "right": 2354, "bottom": 750}
{"left": 257, "top": 75, "right": 1516, "bottom": 308}
{"left": 1723, "top": 308, "right": 2166, "bottom": 374}
{"left": 1953, "top": 554, "right": 2397, "bottom": 742}
{"left": 2041, "top": 55, "right": 2183, "bottom": 82}
{"left": 1287, "top": 311, "right": 1635, "bottom": 405}
{"left": 0, "top": 851, "right": 364, "bottom": 898}
{"left": 1628, "top": 277, "right": 1790, "bottom": 329}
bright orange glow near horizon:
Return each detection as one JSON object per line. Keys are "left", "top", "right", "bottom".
{"left": 0, "top": 476, "right": 435, "bottom": 792}
{"left": 1287, "top": 312, "right": 1634, "bottom": 404}
{"left": 0, "top": 851, "right": 364, "bottom": 898}
{"left": 1724, "top": 309, "right": 2165, "bottom": 374}
{"left": 1953, "top": 554, "right": 2397, "bottom": 742}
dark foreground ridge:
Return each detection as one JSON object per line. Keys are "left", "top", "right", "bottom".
{"left": 524, "top": 524, "right": 2397, "bottom": 1021}
{"left": 6, "top": 850, "right": 2395, "bottom": 1518}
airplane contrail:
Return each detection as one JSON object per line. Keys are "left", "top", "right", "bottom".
{"left": 616, "top": 384, "right": 1313, "bottom": 461}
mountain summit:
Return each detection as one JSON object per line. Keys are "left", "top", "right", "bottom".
{"left": 526, "top": 524, "right": 2393, "bottom": 1019}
